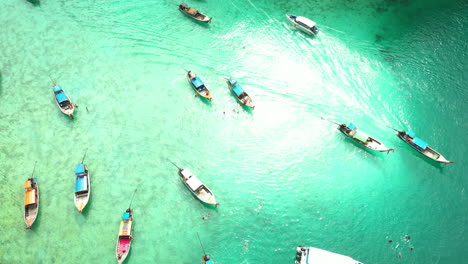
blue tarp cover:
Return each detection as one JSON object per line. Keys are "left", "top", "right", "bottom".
{"left": 412, "top": 137, "right": 428, "bottom": 149}
{"left": 75, "top": 164, "right": 85, "bottom": 175}
{"left": 53, "top": 85, "right": 62, "bottom": 92}
{"left": 348, "top": 123, "right": 356, "bottom": 130}
{"left": 191, "top": 77, "right": 204, "bottom": 88}
{"left": 122, "top": 212, "right": 130, "bottom": 220}
{"left": 229, "top": 79, "right": 238, "bottom": 86}
{"left": 55, "top": 92, "right": 68, "bottom": 103}
{"left": 75, "top": 176, "right": 87, "bottom": 192}
{"left": 232, "top": 85, "right": 244, "bottom": 97}
{"left": 407, "top": 130, "right": 415, "bottom": 138}
{"left": 206, "top": 260, "right": 213, "bottom": 264}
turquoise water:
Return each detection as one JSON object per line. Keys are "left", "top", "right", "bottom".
{"left": 0, "top": 0, "right": 467, "bottom": 263}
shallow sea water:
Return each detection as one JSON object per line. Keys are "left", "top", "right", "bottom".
{"left": 0, "top": 0, "right": 467, "bottom": 263}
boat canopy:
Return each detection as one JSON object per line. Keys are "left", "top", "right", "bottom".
{"left": 303, "top": 247, "right": 362, "bottom": 264}
{"left": 75, "top": 176, "right": 88, "bottom": 192}
{"left": 353, "top": 130, "right": 369, "bottom": 143}
{"left": 122, "top": 211, "right": 130, "bottom": 220}
{"left": 75, "top": 164, "right": 85, "bottom": 175}
{"left": 206, "top": 260, "right": 213, "bottom": 264}
{"left": 186, "top": 176, "right": 203, "bottom": 191}
{"left": 296, "top": 16, "right": 316, "bottom": 28}
{"left": 229, "top": 79, "right": 238, "bottom": 86}
{"left": 53, "top": 85, "right": 62, "bottom": 92}
{"left": 24, "top": 189, "right": 36, "bottom": 205}
{"left": 412, "top": 137, "right": 428, "bottom": 149}
{"left": 348, "top": 123, "right": 356, "bottom": 130}
{"left": 232, "top": 85, "right": 244, "bottom": 97}
{"left": 55, "top": 92, "right": 68, "bottom": 103}
{"left": 406, "top": 130, "right": 415, "bottom": 138}
{"left": 191, "top": 77, "right": 204, "bottom": 89}
{"left": 119, "top": 220, "right": 132, "bottom": 236}
{"left": 24, "top": 180, "right": 32, "bottom": 189}
{"left": 180, "top": 169, "right": 193, "bottom": 178}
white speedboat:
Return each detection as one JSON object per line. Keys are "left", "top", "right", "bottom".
{"left": 295, "top": 246, "right": 363, "bottom": 264}
{"left": 286, "top": 14, "right": 319, "bottom": 36}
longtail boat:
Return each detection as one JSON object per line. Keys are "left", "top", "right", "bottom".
{"left": 24, "top": 177, "right": 39, "bottom": 229}
{"left": 295, "top": 246, "right": 363, "bottom": 264}
{"left": 74, "top": 149, "right": 90, "bottom": 213}
{"left": 226, "top": 78, "right": 255, "bottom": 109}
{"left": 116, "top": 189, "right": 137, "bottom": 264}
{"left": 74, "top": 164, "right": 90, "bottom": 213}
{"left": 178, "top": 3, "right": 212, "bottom": 23}
{"left": 170, "top": 161, "right": 218, "bottom": 206}
{"left": 53, "top": 84, "right": 75, "bottom": 119}
{"left": 198, "top": 233, "right": 215, "bottom": 264}
{"left": 187, "top": 71, "right": 213, "bottom": 101}
{"left": 116, "top": 209, "right": 133, "bottom": 264}
{"left": 390, "top": 128, "right": 454, "bottom": 164}
{"left": 322, "top": 118, "right": 394, "bottom": 153}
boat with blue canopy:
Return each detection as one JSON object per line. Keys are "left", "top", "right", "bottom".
{"left": 116, "top": 208, "right": 133, "bottom": 264}
{"left": 286, "top": 14, "right": 319, "bottom": 36}
{"left": 226, "top": 78, "right": 254, "bottom": 109}
{"left": 322, "top": 118, "right": 394, "bottom": 153}
{"left": 74, "top": 163, "right": 90, "bottom": 213}
{"left": 391, "top": 128, "right": 454, "bottom": 164}
{"left": 295, "top": 246, "right": 363, "bottom": 264}
{"left": 53, "top": 84, "right": 75, "bottom": 119}
{"left": 187, "top": 71, "right": 212, "bottom": 101}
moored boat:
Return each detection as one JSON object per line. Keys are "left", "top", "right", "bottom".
{"left": 170, "top": 161, "right": 218, "bottom": 206}
{"left": 179, "top": 3, "right": 212, "bottom": 23}
{"left": 226, "top": 78, "right": 255, "bottom": 109}
{"left": 116, "top": 189, "right": 137, "bottom": 264}
{"left": 24, "top": 177, "right": 39, "bottom": 229}
{"left": 187, "top": 71, "right": 213, "bottom": 101}
{"left": 202, "top": 255, "right": 214, "bottom": 264}
{"left": 286, "top": 14, "right": 319, "bottom": 36}
{"left": 323, "top": 118, "right": 394, "bottom": 153}
{"left": 74, "top": 163, "right": 90, "bottom": 213}
{"left": 53, "top": 83, "right": 75, "bottom": 119}
{"left": 116, "top": 209, "right": 133, "bottom": 264}
{"left": 197, "top": 232, "right": 215, "bottom": 264}
{"left": 391, "top": 128, "right": 454, "bottom": 164}
{"left": 295, "top": 246, "right": 363, "bottom": 264}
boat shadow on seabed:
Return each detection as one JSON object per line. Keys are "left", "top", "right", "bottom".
{"left": 398, "top": 143, "right": 446, "bottom": 172}
{"left": 26, "top": 0, "right": 40, "bottom": 6}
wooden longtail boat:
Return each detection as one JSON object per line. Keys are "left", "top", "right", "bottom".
{"left": 24, "top": 177, "right": 39, "bottom": 229}
{"left": 323, "top": 118, "right": 394, "bottom": 153}
{"left": 202, "top": 255, "right": 214, "bottom": 264}
{"left": 116, "top": 189, "right": 137, "bottom": 264}
{"left": 74, "top": 164, "right": 90, "bottom": 213}
{"left": 198, "top": 232, "right": 215, "bottom": 264}
{"left": 53, "top": 84, "right": 75, "bottom": 119}
{"left": 170, "top": 161, "right": 218, "bottom": 206}
{"left": 116, "top": 209, "right": 133, "bottom": 264}
{"left": 179, "top": 3, "right": 212, "bottom": 23}
{"left": 295, "top": 246, "right": 363, "bottom": 264}
{"left": 226, "top": 78, "right": 255, "bottom": 109}
{"left": 391, "top": 128, "right": 454, "bottom": 164}
{"left": 187, "top": 71, "right": 213, "bottom": 101}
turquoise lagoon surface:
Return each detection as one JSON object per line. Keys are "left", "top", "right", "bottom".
{"left": 0, "top": 0, "right": 467, "bottom": 263}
